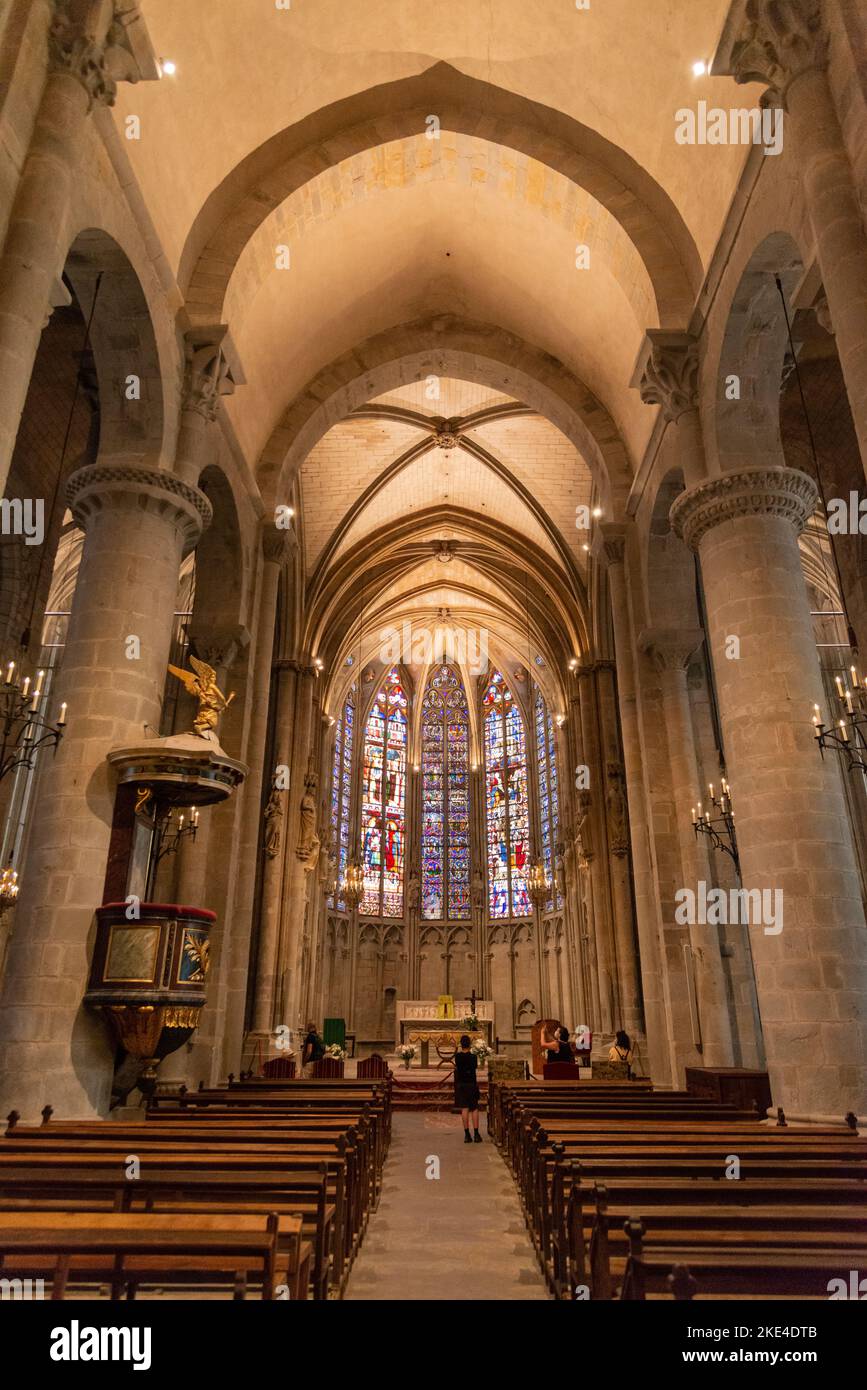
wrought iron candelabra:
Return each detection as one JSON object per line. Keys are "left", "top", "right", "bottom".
{"left": 812, "top": 668, "right": 867, "bottom": 774}
{"left": 691, "top": 777, "right": 740, "bottom": 876}
{"left": 0, "top": 662, "right": 66, "bottom": 783}
{"left": 153, "top": 805, "right": 199, "bottom": 868}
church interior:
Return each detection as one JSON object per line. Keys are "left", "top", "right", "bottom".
{"left": 0, "top": 0, "right": 866, "bottom": 1323}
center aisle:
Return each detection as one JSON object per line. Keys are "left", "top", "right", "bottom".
{"left": 345, "top": 1110, "right": 550, "bottom": 1300}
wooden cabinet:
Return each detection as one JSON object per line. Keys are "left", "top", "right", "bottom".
{"left": 685, "top": 1066, "right": 772, "bottom": 1115}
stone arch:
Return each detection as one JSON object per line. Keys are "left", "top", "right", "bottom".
{"left": 62, "top": 230, "right": 166, "bottom": 468}
{"left": 180, "top": 64, "right": 701, "bottom": 332}
{"left": 258, "top": 317, "right": 634, "bottom": 517}
{"left": 711, "top": 231, "right": 805, "bottom": 476}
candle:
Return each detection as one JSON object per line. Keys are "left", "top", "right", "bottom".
{"left": 178, "top": 814, "right": 184, "bottom": 830}
{"left": 34, "top": 669, "right": 44, "bottom": 697}
{"left": 192, "top": 807, "right": 199, "bottom": 826}
{"left": 21, "top": 676, "right": 30, "bottom": 698}
{"left": 691, "top": 806, "right": 696, "bottom": 822}
{"left": 840, "top": 719, "right": 850, "bottom": 744}
{"left": 5, "top": 661, "right": 14, "bottom": 685}
{"left": 58, "top": 702, "right": 67, "bottom": 726}
{"left": 835, "top": 674, "right": 845, "bottom": 698}
{"left": 852, "top": 666, "right": 859, "bottom": 689}
{"left": 845, "top": 689, "right": 854, "bottom": 714}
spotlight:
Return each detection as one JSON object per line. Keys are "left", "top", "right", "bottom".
{"left": 161, "top": 60, "right": 177, "bottom": 76}
{"left": 692, "top": 60, "right": 706, "bottom": 77}
{"left": 592, "top": 506, "right": 602, "bottom": 518}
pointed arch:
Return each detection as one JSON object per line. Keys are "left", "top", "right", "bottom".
{"left": 483, "top": 670, "right": 531, "bottom": 920}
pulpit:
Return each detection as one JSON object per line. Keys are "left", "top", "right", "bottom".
{"left": 531, "top": 1018, "right": 560, "bottom": 1076}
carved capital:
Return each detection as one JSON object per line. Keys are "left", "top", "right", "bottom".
{"left": 638, "top": 627, "right": 705, "bottom": 674}
{"left": 670, "top": 467, "right": 818, "bottom": 551}
{"left": 261, "top": 522, "right": 294, "bottom": 565}
{"left": 49, "top": 1, "right": 159, "bottom": 110}
{"left": 592, "top": 522, "right": 627, "bottom": 569}
{"left": 635, "top": 331, "right": 700, "bottom": 423}
{"left": 713, "top": 0, "right": 825, "bottom": 108}
{"left": 182, "top": 327, "right": 239, "bottom": 422}
{"left": 66, "top": 463, "right": 210, "bottom": 554}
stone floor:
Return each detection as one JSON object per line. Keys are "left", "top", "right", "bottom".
{"left": 344, "top": 1111, "right": 550, "bottom": 1300}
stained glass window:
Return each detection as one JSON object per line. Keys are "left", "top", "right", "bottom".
{"left": 483, "top": 671, "right": 530, "bottom": 919}
{"left": 361, "top": 666, "right": 407, "bottom": 917}
{"left": 421, "top": 664, "right": 470, "bottom": 920}
{"left": 534, "top": 684, "right": 563, "bottom": 912}
{"left": 327, "top": 684, "right": 355, "bottom": 911}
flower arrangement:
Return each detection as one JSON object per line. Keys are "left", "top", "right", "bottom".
{"left": 396, "top": 1043, "right": 416, "bottom": 1069}
{"left": 325, "top": 1043, "right": 346, "bottom": 1061}
{"left": 461, "top": 1014, "right": 480, "bottom": 1031}
{"left": 470, "top": 1038, "right": 492, "bottom": 1066}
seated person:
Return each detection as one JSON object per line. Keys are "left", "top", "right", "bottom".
{"left": 541, "top": 1022, "right": 575, "bottom": 1064}
{"left": 608, "top": 1029, "right": 634, "bottom": 1066}
{"left": 301, "top": 1020, "right": 325, "bottom": 1077}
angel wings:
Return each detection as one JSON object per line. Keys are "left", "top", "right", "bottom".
{"left": 167, "top": 657, "right": 235, "bottom": 740}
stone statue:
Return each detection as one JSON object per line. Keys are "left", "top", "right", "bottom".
{"left": 262, "top": 786, "right": 283, "bottom": 859}
{"left": 168, "top": 656, "right": 234, "bottom": 742}
{"left": 296, "top": 769, "right": 320, "bottom": 870}
{"left": 407, "top": 868, "right": 420, "bottom": 910}
{"left": 575, "top": 789, "right": 593, "bottom": 860}
{"left": 471, "top": 866, "right": 485, "bottom": 911}
{"left": 606, "top": 761, "right": 629, "bottom": 857}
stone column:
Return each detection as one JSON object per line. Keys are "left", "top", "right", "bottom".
{"left": 595, "top": 661, "right": 644, "bottom": 1038}
{"left": 276, "top": 666, "right": 317, "bottom": 1031}
{"left": 174, "top": 329, "right": 239, "bottom": 486}
{"left": 221, "top": 530, "right": 288, "bottom": 1073}
{"left": 0, "top": 464, "right": 208, "bottom": 1119}
{"left": 0, "top": 1, "right": 157, "bottom": 490}
{"left": 574, "top": 666, "right": 616, "bottom": 1031}
{"left": 635, "top": 331, "right": 705, "bottom": 488}
{"left": 250, "top": 660, "right": 298, "bottom": 1035}
{"left": 640, "top": 628, "right": 735, "bottom": 1068}
{"left": 672, "top": 467, "right": 867, "bottom": 1119}
{"left": 594, "top": 527, "right": 674, "bottom": 1085}
{"left": 714, "top": 0, "right": 867, "bottom": 472}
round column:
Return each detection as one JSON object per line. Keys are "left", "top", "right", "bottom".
{"left": 640, "top": 629, "right": 735, "bottom": 1068}
{"left": 0, "top": 465, "right": 209, "bottom": 1119}
{"left": 672, "top": 466, "right": 867, "bottom": 1120}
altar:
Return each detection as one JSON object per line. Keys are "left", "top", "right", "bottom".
{"left": 396, "top": 1000, "right": 495, "bottom": 1066}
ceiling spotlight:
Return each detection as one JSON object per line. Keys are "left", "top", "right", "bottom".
{"left": 592, "top": 506, "right": 602, "bottom": 518}
{"left": 313, "top": 658, "right": 324, "bottom": 670}
{"left": 692, "top": 60, "right": 706, "bottom": 77}
{"left": 568, "top": 658, "right": 578, "bottom": 671}
{"left": 161, "top": 59, "right": 177, "bottom": 76}
{"left": 556, "top": 714, "right": 566, "bottom": 728}
{"left": 582, "top": 543, "right": 590, "bottom": 552}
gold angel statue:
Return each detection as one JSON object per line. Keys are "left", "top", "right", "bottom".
{"left": 167, "top": 656, "right": 235, "bottom": 741}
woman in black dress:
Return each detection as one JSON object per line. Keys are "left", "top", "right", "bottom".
{"left": 454, "top": 1035, "right": 482, "bottom": 1143}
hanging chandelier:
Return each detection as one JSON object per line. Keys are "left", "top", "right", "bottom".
{"left": 690, "top": 777, "right": 740, "bottom": 876}
{"left": 0, "top": 864, "right": 19, "bottom": 916}
{"left": 527, "top": 855, "right": 550, "bottom": 906}
{"left": 813, "top": 670, "right": 867, "bottom": 773}
{"left": 0, "top": 664, "right": 67, "bottom": 783}
{"left": 340, "top": 856, "right": 365, "bottom": 906}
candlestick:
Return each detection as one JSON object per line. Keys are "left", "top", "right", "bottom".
{"left": 840, "top": 719, "right": 850, "bottom": 744}
{"left": 5, "top": 661, "right": 14, "bottom": 685}
{"left": 58, "top": 702, "right": 67, "bottom": 726}
{"left": 34, "top": 669, "right": 44, "bottom": 697}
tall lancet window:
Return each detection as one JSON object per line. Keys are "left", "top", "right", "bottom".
{"left": 361, "top": 666, "right": 408, "bottom": 917}
{"left": 534, "top": 684, "right": 563, "bottom": 912}
{"left": 421, "top": 664, "right": 470, "bottom": 920}
{"left": 483, "top": 670, "right": 531, "bottom": 919}
{"left": 327, "top": 683, "right": 356, "bottom": 910}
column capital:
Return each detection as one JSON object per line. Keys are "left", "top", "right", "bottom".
{"left": 631, "top": 330, "right": 700, "bottom": 423}
{"left": 638, "top": 627, "right": 705, "bottom": 673}
{"left": 261, "top": 521, "right": 295, "bottom": 565}
{"left": 712, "top": 0, "right": 826, "bottom": 108}
{"left": 49, "top": 1, "right": 160, "bottom": 110}
{"left": 66, "top": 463, "right": 211, "bottom": 553}
{"left": 670, "top": 466, "right": 817, "bottom": 550}
{"left": 591, "top": 522, "right": 627, "bottom": 569}
{"left": 182, "top": 326, "right": 244, "bottom": 422}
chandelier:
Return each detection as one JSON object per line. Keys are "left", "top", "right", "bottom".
{"left": 0, "top": 664, "right": 67, "bottom": 783}
{"left": 153, "top": 805, "right": 199, "bottom": 869}
{"left": 0, "top": 865, "right": 19, "bottom": 916}
{"left": 527, "top": 855, "right": 550, "bottom": 906}
{"left": 691, "top": 777, "right": 740, "bottom": 875}
{"left": 813, "top": 671, "right": 867, "bottom": 774}
{"left": 340, "top": 856, "right": 365, "bottom": 906}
